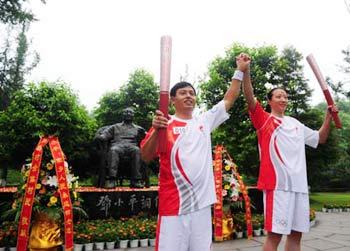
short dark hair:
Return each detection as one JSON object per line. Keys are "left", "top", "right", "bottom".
{"left": 170, "top": 82, "right": 196, "bottom": 97}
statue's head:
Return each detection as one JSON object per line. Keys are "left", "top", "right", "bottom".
{"left": 122, "top": 107, "right": 135, "bottom": 122}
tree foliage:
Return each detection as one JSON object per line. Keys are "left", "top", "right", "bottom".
{"left": 304, "top": 100, "right": 350, "bottom": 190}
{"left": 0, "top": 0, "right": 46, "bottom": 24}
{"left": 199, "top": 43, "right": 313, "bottom": 179}
{"left": 0, "top": 81, "right": 97, "bottom": 175}
{"left": 93, "top": 69, "right": 159, "bottom": 130}
{"left": 0, "top": 23, "right": 39, "bottom": 110}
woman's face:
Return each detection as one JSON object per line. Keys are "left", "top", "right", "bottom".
{"left": 268, "top": 89, "right": 288, "bottom": 115}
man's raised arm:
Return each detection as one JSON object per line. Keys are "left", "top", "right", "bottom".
{"left": 223, "top": 55, "right": 250, "bottom": 111}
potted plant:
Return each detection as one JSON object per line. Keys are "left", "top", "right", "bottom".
{"left": 103, "top": 228, "right": 118, "bottom": 250}
{"left": 92, "top": 229, "right": 106, "bottom": 251}
{"left": 73, "top": 229, "right": 92, "bottom": 251}
{"left": 117, "top": 224, "right": 130, "bottom": 249}
{"left": 233, "top": 213, "right": 246, "bottom": 238}
{"left": 234, "top": 224, "right": 243, "bottom": 239}
{"left": 148, "top": 220, "right": 157, "bottom": 247}
{"left": 137, "top": 222, "right": 149, "bottom": 247}
{"left": 129, "top": 230, "right": 139, "bottom": 248}
{"left": 322, "top": 204, "right": 328, "bottom": 213}
{"left": 252, "top": 218, "right": 262, "bottom": 236}
{"left": 82, "top": 222, "right": 96, "bottom": 251}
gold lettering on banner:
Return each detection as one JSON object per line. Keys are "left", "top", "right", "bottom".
{"left": 55, "top": 157, "right": 63, "bottom": 163}
{"left": 19, "top": 229, "right": 27, "bottom": 237}
{"left": 24, "top": 198, "right": 32, "bottom": 206}
{"left": 29, "top": 176, "right": 36, "bottom": 183}
{"left": 66, "top": 227, "right": 72, "bottom": 234}
{"left": 59, "top": 183, "right": 68, "bottom": 190}
{"left": 27, "top": 187, "right": 34, "bottom": 195}
{"left": 21, "top": 217, "right": 29, "bottom": 225}
{"left": 31, "top": 164, "right": 39, "bottom": 171}
{"left": 52, "top": 146, "right": 60, "bottom": 152}
{"left": 63, "top": 201, "right": 70, "bottom": 208}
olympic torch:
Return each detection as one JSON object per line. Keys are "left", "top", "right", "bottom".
{"left": 159, "top": 36, "right": 172, "bottom": 152}
{"left": 306, "top": 54, "right": 342, "bottom": 129}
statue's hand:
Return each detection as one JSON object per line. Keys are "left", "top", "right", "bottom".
{"left": 152, "top": 110, "right": 168, "bottom": 130}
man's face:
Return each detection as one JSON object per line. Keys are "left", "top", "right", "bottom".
{"left": 171, "top": 86, "right": 196, "bottom": 113}
{"left": 123, "top": 108, "right": 134, "bottom": 121}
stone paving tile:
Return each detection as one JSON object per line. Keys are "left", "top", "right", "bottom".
{"left": 302, "top": 239, "right": 345, "bottom": 250}
{"left": 213, "top": 238, "right": 263, "bottom": 250}
{"left": 301, "top": 233, "right": 318, "bottom": 241}
{"left": 332, "top": 233, "right": 350, "bottom": 243}
{"left": 330, "top": 248, "right": 350, "bottom": 251}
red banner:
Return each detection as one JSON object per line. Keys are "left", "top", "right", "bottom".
{"left": 17, "top": 136, "right": 73, "bottom": 251}
{"left": 49, "top": 136, "right": 74, "bottom": 250}
{"left": 213, "top": 145, "right": 224, "bottom": 241}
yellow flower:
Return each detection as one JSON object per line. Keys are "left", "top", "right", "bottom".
{"left": 224, "top": 165, "right": 231, "bottom": 171}
{"left": 46, "top": 163, "right": 54, "bottom": 170}
{"left": 47, "top": 202, "right": 52, "bottom": 207}
{"left": 36, "top": 184, "right": 42, "bottom": 190}
{"left": 22, "top": 184, "right": 27, "bottom": 190}
{"left": 40, "top": 170, "right": 46, "bottom": 177}
{"left": 50, "top": 196, "right": 58, "bottom": 204}
{"left": 224, "top": 184, "right": 230, "bottom": 190}
{"left": 25, "top": 170, "right": 30, "bottom": 177}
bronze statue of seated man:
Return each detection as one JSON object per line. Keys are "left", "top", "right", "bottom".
{"left": 95, "top": 107, "right": 146, "bottom": 188}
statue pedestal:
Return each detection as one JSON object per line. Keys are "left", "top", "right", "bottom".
{"left": 0, "top": 186, "right": 158, "bottom": 220}
{"left": 76, "top": 186, "right": 159, "bottom": 219}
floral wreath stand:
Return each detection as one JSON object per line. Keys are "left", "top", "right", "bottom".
{"left": 16, "top": 136, "right": 74, "bottom": 251}
{"left": 213, "top": 145, "right": 253, "bottom": 241}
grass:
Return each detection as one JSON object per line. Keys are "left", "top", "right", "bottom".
{"left": 309, "top": 192, "right": 350, "bottom": 211}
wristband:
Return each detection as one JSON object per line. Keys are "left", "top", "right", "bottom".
{"left": 232, "top": 70, "right": 244, "bottom": 81}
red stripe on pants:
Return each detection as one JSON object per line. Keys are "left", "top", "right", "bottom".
{"left": 265, "top": 190, "right": 274, "bottom": 231}
{"left": 156, "top": 216, "right": 162, "bottom": 251}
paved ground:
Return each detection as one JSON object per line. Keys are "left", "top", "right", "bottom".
{"left": 99, "top": 212, "right": 350, "bottom": 250}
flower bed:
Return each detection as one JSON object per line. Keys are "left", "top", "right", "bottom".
{"left": 322, "top": 203, "right": 350, "bottom": 213}
{"left": 72, "top": 216, "right": 157, "bottom": 246}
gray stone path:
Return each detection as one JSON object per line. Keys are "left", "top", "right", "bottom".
{"left": 104, "top": 212, "right": 350, "bottom": 250}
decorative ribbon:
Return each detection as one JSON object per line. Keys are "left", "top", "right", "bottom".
{"left": 17, "top": 136, "right": 73, "bottom": 251}
{"left": 213, "top": 145, "right": 224, "bottom": 241}
{"left": 213, "top": 145, "right": 253, "bottom": 241}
